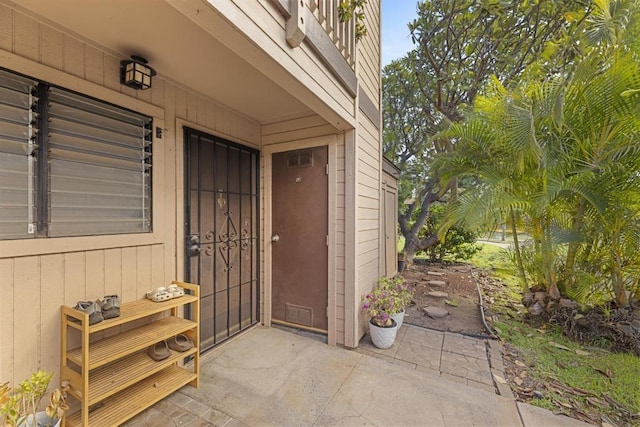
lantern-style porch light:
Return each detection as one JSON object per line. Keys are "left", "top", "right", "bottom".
{"left": 120, "top": 55, "right": 156, "bottom": 90}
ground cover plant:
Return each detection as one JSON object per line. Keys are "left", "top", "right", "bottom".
{"left": 468, "top": 244, "right": 640, "bottom": 425}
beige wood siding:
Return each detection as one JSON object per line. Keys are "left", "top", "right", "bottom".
{"left": 354, "top": 115, "right": 382, "bottom": 340}
{"left": 0, "top": 246, "right": 164, "bottom": 391}
{"left": 0, "top": 3, "right": 261, "bottom": 387}
{"left": 173, "top": 0, "right": 357, "bottom": 128}
{"left": 262, "top": 114, "right": 340, "bottom": 145}
{"left": 350, "top": 0, "right": 382, "bottom": 343}
{"left": 0, "top": 0, "right": 378, "bottom": 376}
{"left": 357, "top": 0, "right": 382, "bottom": 105}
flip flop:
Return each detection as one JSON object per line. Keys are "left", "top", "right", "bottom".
{"left": 147, "top": 340, "right": 171, "bottom": 361}
{"left": 167, "top": 284, "right": 185, "bottom": 298}
{"left": 167, "top": 334, "right": 194, "bottom": 352}
{"left": 146, "top": 287, "right": 171, "bottom": 302}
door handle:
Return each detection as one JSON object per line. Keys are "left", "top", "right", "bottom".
{"left": 188, "top": 245, "right": 201, "bottom": 256}
{"left": 271, "top": 234, "right": 280, "bottom": 242}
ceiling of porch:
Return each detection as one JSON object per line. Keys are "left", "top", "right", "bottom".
{"left": 14, "top": 0, "right": 312, "bottom": 124}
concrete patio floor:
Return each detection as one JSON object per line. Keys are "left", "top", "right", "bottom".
{"left": 124, "top": 325, "right": 592, "bottom": 427}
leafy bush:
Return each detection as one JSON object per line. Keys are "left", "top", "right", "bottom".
{"left": 417, "top": 203, "right": 481, "bottom": 261}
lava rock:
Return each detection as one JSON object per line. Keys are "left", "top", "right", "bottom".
{"left": 559, "top": 298, "right": 579, "bottom": 309}
{"left": 522, "top": 292, "right": 534, "bottom": 307}
{"left": 528, "top": 302, "right": 544, "bottom": 316}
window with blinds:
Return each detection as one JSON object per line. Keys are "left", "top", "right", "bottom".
{"left": 0, "top": 68, "right": 153, "bottom": 240}
{"left": 0, "top": 70, "right": 37, "bottom": 240}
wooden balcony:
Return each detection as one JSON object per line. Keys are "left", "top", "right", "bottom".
{"left": 271, "top": 0, "right": 358, "bottom": 96}
{"left": 309, "top": 0, "right": 356, "bottom": 69}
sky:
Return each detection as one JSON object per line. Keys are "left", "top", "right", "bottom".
{"left": 381, "top": 0, "right": 420, "bottom": 67}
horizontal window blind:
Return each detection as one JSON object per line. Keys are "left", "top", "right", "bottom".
{"left": 47, "top": 87, "right": 152, "bottom": 236}
{"left": 0, "top": 70, "right": 37, "bottom": 239}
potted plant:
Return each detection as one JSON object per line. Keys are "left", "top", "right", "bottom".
{"left": 397, "top": 251, "right": 407, "bottom": 273}
{"left": 361, "top": 286, "right": 402, "bottom": 348}
{"left": 0, "top": 370, "right": 69, "bottom": 427}
{"left": 377, "top": 276, "right": 413, "bottom": 328}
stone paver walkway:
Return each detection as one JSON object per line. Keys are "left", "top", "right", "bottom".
{"left": 356, "top": 324, "right": 512, "bottom": 396}
{"left": 123, "top": 325, "right": 590, "bottom": 427}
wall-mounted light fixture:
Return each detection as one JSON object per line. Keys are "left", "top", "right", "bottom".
{"left": 120, "top": 55, "right": 156, "bottom": 90}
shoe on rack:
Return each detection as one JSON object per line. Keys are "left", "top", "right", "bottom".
{"left": 146, "top": 287, "right": 172, "bottom": 302}
{"left": 147, "top": 340, "right": 171, "bottom": 361}
{"left": 73, "top": 301, "right": 104, "bottom": 325}
{"left": 167, "top": 284, "right": 185, "bottom": 299}
{"left": 167, "top": 334, "right": 194, "bottom": 352}
{"left": 97, "top": 295, "right": 121, "bottom": 319}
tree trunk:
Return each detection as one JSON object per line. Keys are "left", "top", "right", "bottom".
{"left": 510, "top": 209, "right": 528, "bottom": 291}
{"left": 564, "top": 198, "right": 586, "bottom": 286}
{"left": 398, "top": 181, "right": 452, "bottom": 263}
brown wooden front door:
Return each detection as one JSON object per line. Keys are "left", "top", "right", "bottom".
{"left": 271, "top": 146, "right": 328, "bottom": 331}
{"left": 185, "top": 128, "right": 259, "bottom": 351}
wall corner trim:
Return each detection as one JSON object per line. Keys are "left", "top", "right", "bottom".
{"left": 358, "top": 87, "right": 380, "bottom": 130}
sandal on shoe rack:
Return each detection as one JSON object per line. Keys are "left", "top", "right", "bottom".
{"left": 147, "top": 340, "right": 171, "bottom": 361}
{"left": 146, "top": 284, "right": 185, "bottom": 302}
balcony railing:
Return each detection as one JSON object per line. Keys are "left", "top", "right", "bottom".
{"left": 309, "top": 0, "right": 356, "bottom": 69}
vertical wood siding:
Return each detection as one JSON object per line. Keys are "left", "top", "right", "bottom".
{"left": 0, "top": 0, "right": 377, "bottom": 374}
{"left": 0, "top": 4, "right": 261, "bottom": 386}
{"left": 0, "top": 247, "right": 164, "bottom": 390}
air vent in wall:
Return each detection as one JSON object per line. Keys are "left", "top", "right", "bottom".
{"left": 287, "top": 150, "right": 314, "bottom": 168}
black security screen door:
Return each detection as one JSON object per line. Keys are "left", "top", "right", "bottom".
{"left": 185, "top": 127, "right": 259, "bottom": 351}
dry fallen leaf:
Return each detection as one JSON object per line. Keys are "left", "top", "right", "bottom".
{"left": 593, "top": 367, "right": 613, "bottom": 379}
{"left": 515, "top": 360, "right": 527, "bottom": 368}
{"left": 493, "top": 374, "right": 507, "bottom": 384}
{"left": 549, "top": 341, "right": 571, "bottom": 351}
{"left": 575, "top": 349, "right": 590, "bottom": 356}
{"left": 514, "top": 377, "right": 524, "bottom": 386}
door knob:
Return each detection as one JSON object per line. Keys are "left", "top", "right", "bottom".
{"left": 271, "top": 234, "right": 280, "bottom": 242}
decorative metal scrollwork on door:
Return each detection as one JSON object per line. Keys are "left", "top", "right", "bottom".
{"left": 218, "top": 209, "right": 236, "bottom": 273}
{"left": 216, "top": 190, "right": 252, "bottom": 272}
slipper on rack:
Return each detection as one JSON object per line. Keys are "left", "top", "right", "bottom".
{"left": 167, "top": 284, "right": 185, "bottom": 298}
{"left": 167, "top": 334, "right": 194, "bottom": 352}
{"left": 73, "top": 301, "right": 104, "bottom": 325}
{"left": 146, "top": 287, "right": 171, "bottom": 302}
{"left": 97, "top": 294, "right": 121, "bottom": 319}
{"left": 147, "top": 340, "right": 171, "bottom": 361}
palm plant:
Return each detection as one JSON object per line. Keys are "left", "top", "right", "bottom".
{"left": 437, "top": 0, "right": 640, "bottom": 306}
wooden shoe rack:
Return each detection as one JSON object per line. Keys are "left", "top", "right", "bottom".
{"left": 60, "top": 281, "right": 200, "bottom": 427}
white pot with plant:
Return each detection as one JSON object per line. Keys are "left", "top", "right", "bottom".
{"left": 0, "top": 370, "right": 69, "bottom": 427}
{"left": 361, "top": 286, "right": 402, "bottom": 349}
{"left": 377, "top": 276, "right": 414, "bottom": 328}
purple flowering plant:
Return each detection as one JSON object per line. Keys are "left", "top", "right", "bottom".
{"left": 377, "top": 276, "right": 413, "bottom": 308}
{"left": 362, "top": 276, "right": 413, "bottom": 327}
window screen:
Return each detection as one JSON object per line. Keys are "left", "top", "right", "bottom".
{"left": 47, "top": 88, "right": 153, "bottom": 236}
{"left": 0, "top": 68, "right": 153, "bottom": 240}
{"left": 0, "top": 70, "right": 37, "bottom": 239}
